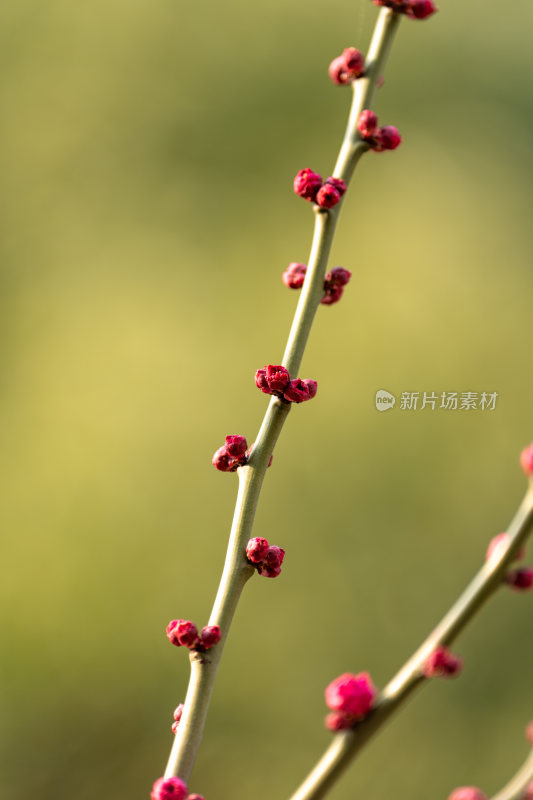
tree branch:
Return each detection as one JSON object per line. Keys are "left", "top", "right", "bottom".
{"left": 288, "top": 486, "right": 533, "bottom": 800}
{"left": 163, "top": 5, "right": 402, "bottom": 784}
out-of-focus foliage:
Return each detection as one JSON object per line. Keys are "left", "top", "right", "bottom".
{"left": 1, "top": 2, "right": 533, "bottom": 798}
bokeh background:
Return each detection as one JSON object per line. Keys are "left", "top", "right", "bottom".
{"left": 2, "top": 1, "right": 533, "bottom": 798}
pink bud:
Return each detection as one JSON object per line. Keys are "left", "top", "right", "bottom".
{"left": 325, "top": 672, "right": 377, "bottom": 719}
{"left": 374, "top": 125, "right": 402, "bottom": 151}
{"left": 321, "top": 284, "right": 344, "bottom": 306}
{"left": 211, "top": 446, "right": 233, "bottom": 472}
{"left": 357, "top": 109, "right": 379, "bottom": 139}
{"left": 246, "top": 537, "right": 270, "bottom": 564}
{"left": 151, "top": 776, "right": 188, "bottom": 800}
{"left": 324, "top": 177, "right": 346, "bottom": 198}
{"left": 255, "top": 368, "right": 270, "bottom": 393}
{"left": 294, "top": 168, "right": 323, "bottom": 202}
{"left": 173, "top": 704, "right": 184, "bottom": 722}
{"left": 325, "top": 710, "right": 354, "bottom": 731}
{"left": 328, "top": 48, "right": 365, "bottom": 85}
{"left": 225, "top": 435, "right": 248, "bottom": 458}
{"left": 316, "top": 183, "right": 341, "bottom": 209}
{"left": 171, "top": 720, "right": 180, "bottom": 734}
{"left": 328, "top": 56, "right": 352, "bottom": 86}
{"left": 284, "top": 378, "right": 311, "bottom": 403}
{"left": 302, "top": 379, "right": 318, "bottom": 399}
{"left": 423, "top": 646, "right": 463, "bottom": 678}
{"left": 520, "top": 443, "right": 533, "bottom": 477}
{"left": 264, "top": 545, "right": 285, "bottom": 569}
{"left": 258, "top": 564, "right": 282, "bottom": 578}
{"left": 486, "top": 532, "right": 525, "bottom": 563}
{"left": 282, "top": 262, "right": 307, "bottom": 289}
{"left": 326, "top": 267, "right": 352, "bottom": 287}
{"left": 505, "top": 567, "right": 533, "bottom": 591}
{"left": 265, "top": 364, "right": 291, "bottom": 393}
{"left": 342, "top": 48, "right": 365, "bottom": 76}
{"left": 166, "top": 619, "right": 199, "bottom": 648}
{"left": 407, "top": 0, "right": 438, "bottom": 19}
{"left": 199, "top": 625, "right": 221, "bottom": 649}
{"left": 524, "top": 782, "right": 533, "bottom": 800}
{"left": 447, "top": 789, "right": 487, "bottom": 800}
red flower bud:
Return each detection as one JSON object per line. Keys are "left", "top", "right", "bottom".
{"left": 342, "top": 48, "right": 365, "bottom": 75}
{"left": 406, "top": 0, "right": 438, "bottom": 19}
{"left": 282, "top": 262, "right": 307, "bottom": 289}
{"left": 211, "top": 446, "right": 233, "bottom": 472}
{"left": 326, "top": 267, "right": 352, "bottom": 287}
{"left": 283, "top": 378, "right": 311, "bottom": 403}
{"left": 321, "top": 285, "right": 344, "bottom": 306}
{"left": 293, "top": 168, "right": 322, "bottom": 202}
{"left": 328, "top": 48, "right": 365, "bottom": 85}
{"left": 374, "top": 125, "right": 402, "bottom": 152}
{"left": 225, "top": 435, "right": 248, "bottom": 458}
{"left": 302, "top": 379, "right": 318, "bottom": 399}
{"left": 423, "top": 646, "right": 463, "bottom": 678}
{"left": 198, "top": 625, "right": 221, "bottom": 649}
{"left": 357, "top": 109, "right": 379, "bottom": 139}
{"left": 265, "top": 364, "right": 291, "bottom": 393}
{"left": 255, "top": 368, "right": 270, "bottom": 393}
{"left": 329, "top": 56, "right": 352, "bottom": 86}
{"left": 166, "top": 619, "right": 199, "bottom": 648}
{"left": 246, "top": 537, "right": 270, "bottom": 565}
{"left": 505, "top": 567, "right": 533, "bottom": 591}
{"left": 316, "top": 183, "right": 341, "bottom": 209}
{"left": 325, "top": 672, "right": 377, "bottom": 719}
{"left": 324, "top": 177, "right": 346, "bottom": 197}
{"left": 151, "top": 777, "right": 188, "bottom": 800}
{"left": 173, "top": 704, "right": 184, "bottom": 722}
{"left": 258, "top": 564, "right": 282, "bottom": 578}
{"left": 264, "top": 545, "right": 285, "bottom": 569}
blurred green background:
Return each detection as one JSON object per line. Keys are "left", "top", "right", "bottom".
{"left": 1, "top": 1, "right": 533, "bottom": 798}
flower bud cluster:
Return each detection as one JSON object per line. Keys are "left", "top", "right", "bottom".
{"left": 166, "top": 619, "right": 221, "bottom": 652}
{"left": 293, "top": 169, "right": 347, "bottom": 209}
{"left": 357, "top": 110, "right": 402, "bottom": 152}
{"left": 328, "top": 47, "right": 365, "bottom": 85}
{"left": 212, "top": 436, "right": 273, "bottom": 472}
{"left": 423, "top": 646, "right": 463, "bottom": 679}
{"left": 373, "top": 0, "right": 438, "bottom": 19}
{"left": 246, "top": 537, "right": 285, "bottom": 578}
{"left": 324, "top": 672, "right": 377, "bottom": 731}
{"left": 282, "top": 263, "right": 352, "bottom": 306}
{"left": 255, "top": 365, "right": 317, "bottom": 404}
{"left": 212, "top": 435, "right": 248, "bottom": 472}
{"left": 485, "top": 532, "right": 533, "bottom": 592}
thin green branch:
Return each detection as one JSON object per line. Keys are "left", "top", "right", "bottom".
{"left": 164, "top": 5, "right": 401, "bottom": 784}
{"left": 288, "top": 486, "right": 533, "bottom": 800}
{"left": 491, "top": 748, "right": 533, "bottom": 800}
